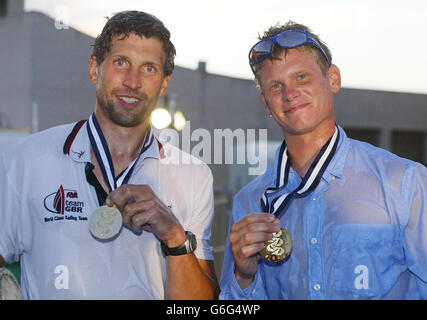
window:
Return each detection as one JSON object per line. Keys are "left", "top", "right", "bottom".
{"left": 0, "top": 0, "right": 7, "bottom": 17}
{"left": 392, "top": 130, "right": 425, "bottom": 165}
{"left": 344, "top": 128, "right": 380, "bottom": 147}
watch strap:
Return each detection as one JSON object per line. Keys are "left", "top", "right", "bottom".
{"left": 161, "top": 231, "right": 197, "bottom": 256}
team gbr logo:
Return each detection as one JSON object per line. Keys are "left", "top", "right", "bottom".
{"left": 43, "top": 185, "right": 87, "bottom": 222}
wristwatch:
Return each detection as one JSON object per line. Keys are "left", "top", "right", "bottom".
{"left": 161, "top": 231, "right": 197, "bottom": 256}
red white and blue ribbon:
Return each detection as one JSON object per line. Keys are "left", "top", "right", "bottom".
{"left": 86, "top": 113, "right": 154, "bottom": 193}
{"left": 261, "top": 126, "right": 340, "bottom": 217}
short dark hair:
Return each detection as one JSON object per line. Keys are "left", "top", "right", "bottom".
{"left": 92, "top": 11, "right": 176, "bottom": 76}
{"left": 253, "top": 21, "right": 332, "bottom": 87}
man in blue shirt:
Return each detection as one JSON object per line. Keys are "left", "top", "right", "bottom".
{"left": 219, "top": 21, "right": 427, "bottom": 299}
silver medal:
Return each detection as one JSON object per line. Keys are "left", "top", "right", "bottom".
{"left": 89, "top": 205, "right": 122, "bottom": 240}
{"left": 0, "top": 268, "right": 23, "bottom": 300}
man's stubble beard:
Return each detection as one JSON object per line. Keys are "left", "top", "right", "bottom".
{"left": 96, "top": 89, "right": 157, "bottom": 128}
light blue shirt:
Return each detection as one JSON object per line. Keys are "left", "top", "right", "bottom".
{"left": 220, "top": 126, "right": 427, "bottom": 300}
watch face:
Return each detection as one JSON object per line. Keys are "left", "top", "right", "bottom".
{"left": 187, "top": 232, "right": 197, "bottom": 252}
{"left": 161, "top": 231, "right": 197, "bottom": 256}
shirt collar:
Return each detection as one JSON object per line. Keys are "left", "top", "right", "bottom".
{"left": 271, "top": 124, "right": 350, "bottom": 184}
{"left": 63, "top": 120, "right": 162, "bottom": 163}
{"left": 323, "top": 125, "right": 349, "bottom": 180}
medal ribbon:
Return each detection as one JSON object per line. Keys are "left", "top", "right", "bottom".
{"left": 261, "top": 126, "right": 340, "bottom": 217}
{"left": 86, "top": 113, "right": 154, "bottom": 193}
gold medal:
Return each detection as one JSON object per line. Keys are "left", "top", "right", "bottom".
{"left": 89, "top": 205, "right": 123, "bottom": 240}
{"left": 260, "top": 228, "right": 292, "bottom": 262}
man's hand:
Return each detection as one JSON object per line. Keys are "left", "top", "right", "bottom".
{"left": 106, "top": 184, "right": 219, "bottom": 299}
{"left": 106, "top": 184, "right": 186, "bottom": 247}
{"left": 229, "top": 213, "right": 280, "bottom": 289}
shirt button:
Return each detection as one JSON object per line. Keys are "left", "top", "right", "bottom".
{"left": 312, "top": 197, "right": 317, "bottom": 201}
{"left": 311, "top": 237, "right": 318, "bottom": 244}
{"left": 314, "top": 284, "right": 321, "bottom": 291}
{"left": 252, "top": 288, "right": 256, "bottom": 295}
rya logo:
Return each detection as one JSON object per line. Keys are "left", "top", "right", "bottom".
{"left": 71, "top": 149, "right": 85, "bottom": 159}
{"left": 44, "top": 185, "right": 83, "bottom": 214}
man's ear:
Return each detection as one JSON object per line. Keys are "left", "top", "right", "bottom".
{"left": 88, "top": 56, "right": 99, "bottom": 84}
{"left": 159, "top": 74, "right": 172, "bottom": 97}
{"left": 327, "top": 64, "right": 341, "bottom": 94}
{"left": 260, "top": 91, "right": 272, "bottom": 117}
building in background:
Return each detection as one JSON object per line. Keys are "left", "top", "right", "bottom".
{"left": 1, "top": 0, "right": 426, "bottom": 279}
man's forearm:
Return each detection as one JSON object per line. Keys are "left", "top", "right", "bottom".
{"left": 165, "top": 254, "right": 219, "bottom": 299}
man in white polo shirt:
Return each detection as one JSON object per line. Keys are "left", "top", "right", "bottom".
{"left": 0, "top": 11, "right": 219, "bottom": 299}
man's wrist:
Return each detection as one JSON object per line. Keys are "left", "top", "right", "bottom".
{"left": 161, "top": 230, "right": 197, "bottom": 257}
{"left": 234, "top": 269, "right": 255, "bottom": 289}
{"left": 163, "top": 227, "right": 187, "bottom": 248}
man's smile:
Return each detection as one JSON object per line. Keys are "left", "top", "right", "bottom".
{"left": 285, "top": 102, "right": 311, "bottom": 114}
{"left": 116, "top": 95, "right": 142, "bottom": 108}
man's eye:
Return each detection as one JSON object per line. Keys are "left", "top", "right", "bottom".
{"left": 115, "top": 59, "right": 126, "bottom": 67}
{"left": 272, "top": 83, "right": 281, "bottom": 89}
{"left": 145, "top": 66, "right": 155, "bottom": 73}
{"left": 297, "top": 74, "right": 307, "bottom": 80}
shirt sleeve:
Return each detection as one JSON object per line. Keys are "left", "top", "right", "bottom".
{"left": 219, "top": 196, "right": 268, "bottom": 300}
{"left": 402, "top": 162, "right": 427, "bottom": 298}
{"left": 187, "top": 163, "right": 215, "bottom": 261}
{"left": 0, "top": 155, "right": 23, "bottom": 264}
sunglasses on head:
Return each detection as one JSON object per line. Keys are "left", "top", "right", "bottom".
{"left": 248, "top": 29, "right": 330, "bottom": 74}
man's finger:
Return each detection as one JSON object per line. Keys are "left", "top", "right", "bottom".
{"left": 233, "top": 230, "right": 275, "bottom": 252}
{"left": 106, "top": 184, "right": 154, "bottom": 208}
{"left": 121, "top": 198, "right": 155, "bottom": 220}
{"left": 231, "top": 213, "right": 276, "bottom": 234}
{"left": 239, "top": 243, "right": 265, "bottom": 259}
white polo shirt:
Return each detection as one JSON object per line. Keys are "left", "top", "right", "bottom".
{"left": 0, "top": 121, "right": 214, "bottom": 299}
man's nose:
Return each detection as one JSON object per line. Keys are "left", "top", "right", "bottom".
{"left": 284, "top": 84, "right": 299, "bottom": 101}
{"left": 122, "top": 68, "right": 141, "bottom": 90}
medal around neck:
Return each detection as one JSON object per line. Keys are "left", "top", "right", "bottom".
{"left": 86, "top": 114, "right": 154, "bottom": 240}
{"left": 89, "top": 205, "right": 123, "bottom": 240}
{"left": 260, "top": 228, "right": 292, "bottom": 262}
{"left": 260, "top": 126, "right": 339, "bottom": 262}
